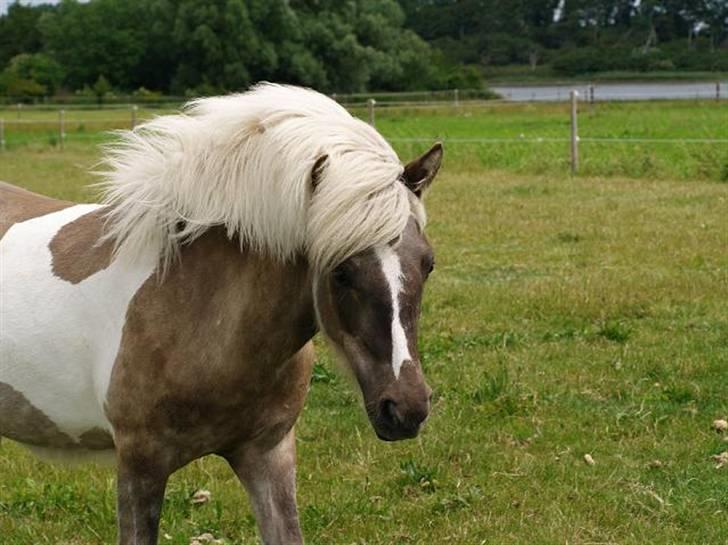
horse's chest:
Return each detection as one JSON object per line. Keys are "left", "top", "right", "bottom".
{"left": 107, "top": 341, "right": 314, "bottom": 459}
{"left": 0, "top": 205, "right": 156, "bottom": 447}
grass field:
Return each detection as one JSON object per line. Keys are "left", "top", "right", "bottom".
{"left": 1, "top": 102, "right": 728, "bottom": 544}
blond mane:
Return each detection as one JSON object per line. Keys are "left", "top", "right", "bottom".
{"left": 99, "top": 83, "right": 424, "bottom": 272}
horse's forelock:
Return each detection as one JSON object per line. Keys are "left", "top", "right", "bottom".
{"left": 97, "top": 84, "right": 421, "bottom": 274}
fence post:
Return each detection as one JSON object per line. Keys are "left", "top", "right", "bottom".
{"left": 59, "top": 109, "right": 65, "bottom": 151}
{"left": 454, "top": 88, "right": 459, "bottom": 107}
{"left": 131, "top": 104, "right": 138, "bottom": 129}
{"left": 589, "top": 84, "right": 595, "bottom": 105}
{"left": 0, "top": 118, "right": 5, "bottom": 152}
{"left": 367, "top": 98, "right": 376, "bottom": 127}
{"left": 717, "top": 82, "right": 721, "bottom": 101}
{"left": 570, "top": 90, "right": 579, "bottom": 175}
{"left": 16, "top": 103, "right": 21, "bottom": 119}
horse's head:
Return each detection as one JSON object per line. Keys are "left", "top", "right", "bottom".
{"left": 314, "top": 143, "right": 442, "bottom": 441}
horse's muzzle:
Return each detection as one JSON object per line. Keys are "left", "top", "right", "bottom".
{"left": 372, "top": 388, "right": 432, "bottom": 441}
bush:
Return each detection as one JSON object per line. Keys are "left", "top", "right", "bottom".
{"left": 132, "top": 86, "right": 162, "bottom": 103}
{"left": 552, "top": 48, "right": 607, "bottom": 76}
{"left": 0, "top": 71, "right": 46, "bottom": 98}
{"left": 0, "top": 53, "right": 64, "bottom": 97}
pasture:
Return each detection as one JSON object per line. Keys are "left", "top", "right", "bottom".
{"left": 2, "top": 99, "right": 728, "bottom": 182}
{"left": 1, "top": 101, "right": 727, "bottom": 544}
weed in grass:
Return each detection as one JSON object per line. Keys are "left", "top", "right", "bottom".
{"left": 472, "top": 365, "right": 511, "bottom": 404}
{"left": 721, "top": 162, "right": 728, "bottom": 182}
{"left": 542, "top": 325, "right": 587, "bottom": 342}
{"left": 644, "top": 363, "right": 669, "bottom": 382}
{"left": 597, "top": 320, "right": 632, "bottom": 344}
{"left": 311, "top": 362, "right": 337, "bottom": 384}
{"left": 432, "top": 485, "right": 483, "bottom": 514}
{"left": 507, "top": 184, "right": 553, "bottom": 197}
{"left": 661, "top": 382, "right": 698, "bottom": 405}
{"left": 301, "top": 503, "right": 336, "bottom": 531}
{"left": 556, "top": 231, "right": 582, "bottom": 243}
{"left": 398, "top": 459, "right": 438, "bottom": 494}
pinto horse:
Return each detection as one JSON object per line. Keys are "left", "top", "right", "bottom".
{"left": 0, "top": 84, "right": 442, "bottom": 545}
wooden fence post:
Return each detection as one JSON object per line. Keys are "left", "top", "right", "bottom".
{"left": 0, "top": 118, "right": 5, "bottom": 152}
{"left": 368, "top": 98, "right": 376, "bottom": 127}
{"left": 454, "top": 88, "right": 459, "bottom": 107}
{"left": 59, "top": 109, "right": 65, "bottom": 151}
{"left": 131, "top": 104, "right": 138, "bottom": 129}
{"left": 570, "top": 90, "right": 579, "bottom": 175}
{"left": 717, "top": 82, "right": 721, "bottom": 101}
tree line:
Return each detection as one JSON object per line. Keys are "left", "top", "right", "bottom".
{"left": 0, "top": 0, "right": 477, "bottom": 99}
{"left": 400, "top": 0, "right": 728, "bottom": 76}
{"left": 0, "top": 0, "right": 726, "bottom": 99}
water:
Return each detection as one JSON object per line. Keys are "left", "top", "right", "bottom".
{"left": 491, "top": 81, "right": 728, "bottom": 102}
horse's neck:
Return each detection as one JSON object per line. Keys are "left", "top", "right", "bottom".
{"left": 158, "top": 227, "right": 317, "bottom": 372}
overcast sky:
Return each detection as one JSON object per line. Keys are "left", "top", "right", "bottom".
{"left": 0, "top": 0, "right": 87, "bottom": 15}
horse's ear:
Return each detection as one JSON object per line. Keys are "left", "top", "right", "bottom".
{"left": 311, "top": 154, "right": 328, "bottom": 190}
{"left": 402, "top": 142, "right": 443, "bottom": 198}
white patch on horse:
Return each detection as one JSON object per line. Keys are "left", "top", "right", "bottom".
{"left": 375, "top": 246, "right": 411, "bottom": 379}
{"left": 0, "top": 205, "right": 156, "bottom": 442}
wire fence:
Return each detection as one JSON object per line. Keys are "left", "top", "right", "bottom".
{"left": 1, "top": 90, "right": 727, "bottom": 179}
{"left": 492, "top": 81, "right": 728, "bottom": 102}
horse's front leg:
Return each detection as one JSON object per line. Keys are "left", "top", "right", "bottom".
{"left": 115, "top": 440, "right": 171, "bottom": 545}
{"left": 226, "top": 429, "right": 303, "bottom": 545}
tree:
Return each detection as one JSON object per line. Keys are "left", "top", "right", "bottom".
{"left": 92, "top": 74, "right": 112, "bottom": 104}
{"left": 39, "top": 0, "right": 151, "bottom": 90}
{"left": 0, "top": 3, "right": 49, "bottom": 67}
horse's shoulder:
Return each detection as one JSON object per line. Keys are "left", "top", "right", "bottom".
{"left": 0, "top": 182, "right": 74, "bottom": 240}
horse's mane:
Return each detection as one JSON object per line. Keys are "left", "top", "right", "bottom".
{"left": 99, "top": 83, "right": 424, "bottom": 273}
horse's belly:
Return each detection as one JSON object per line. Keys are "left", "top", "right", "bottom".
{"left": 0, "top": 204, "right": 156, "bottom": 448}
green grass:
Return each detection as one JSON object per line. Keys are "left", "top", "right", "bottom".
{"left": 4, "top": 100, "right": 727, "bottom": 181}
{"left": 1, "top": 105, "right": 728, "bottom": 544}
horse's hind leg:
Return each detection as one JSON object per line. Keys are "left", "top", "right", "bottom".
{"left": 115, "top": 443, "right": 171, "bottom": 545}
{"left": 226, "top": 429, "right": 303, "bottom": 545}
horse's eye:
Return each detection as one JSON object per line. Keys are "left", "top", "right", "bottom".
{"left": 332, "top": 265, "right": 352, "bottom": 288}
{"left": 425, "top": 257, "right": 435, "bottom": 276}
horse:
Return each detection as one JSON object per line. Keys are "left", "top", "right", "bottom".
{"left": 0, "top": 83, "right": 443, "bottom": 545}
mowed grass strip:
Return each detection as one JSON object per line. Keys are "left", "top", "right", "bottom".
{"left": 1, "top": 131, "right": 727, "bottom": 544}
{"left": 3, "top": 100, "right": 728, "bottom": 181}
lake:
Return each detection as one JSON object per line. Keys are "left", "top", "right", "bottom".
{"left": 491, "top": 81, "right": 728, "bottom": 102}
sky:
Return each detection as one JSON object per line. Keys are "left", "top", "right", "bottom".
{"left": 0, "top": 0, "right": 88, "bottom": 15}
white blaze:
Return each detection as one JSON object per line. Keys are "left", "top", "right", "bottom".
{"left": 375, "top": 246, "right": 411, "bottom": 379}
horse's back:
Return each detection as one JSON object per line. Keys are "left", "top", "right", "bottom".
{"left": 0, "top": 182, "right": 156, "bottom": 454}
{"left": 0, "top": 181, "right": 73, "bottom": 240}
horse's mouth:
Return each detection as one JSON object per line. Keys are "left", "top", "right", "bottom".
{"left": 370, "top": 414, "right": 423, "bottom": 442}
{"left": 374, "top": 426, "right": 421, "bottom": 442}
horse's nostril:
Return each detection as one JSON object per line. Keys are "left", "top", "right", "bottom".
{"left": 380, "top": 399, "right": 400, "bottom": 427}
